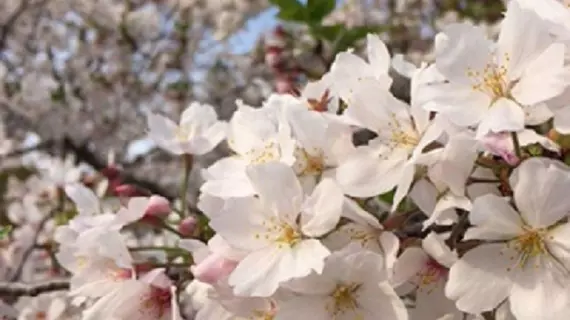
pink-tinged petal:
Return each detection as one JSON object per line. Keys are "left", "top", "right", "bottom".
{"left": 190, "top": 253, "right": 238, "bottom": 285}
{"left": 498, "top": 0, "right": 553, "bottom": 80}
{"left": 434, "top": 23, "right": 493, "bottom": 85}
{"left": 336, "top": 148, "right": 406, "bottom": 198}
{"left": 522, "top": 102, "right": 554, "bottom": 126}
{"left": 366, "top": 34, "right": 391, "bottom": 77}
{"left": 511, "top": 43, "right": 567, "bottom": 106}
{"left": 229, "top": 240, "right": 329, "bottom": 297}
{"left": 476, "top": 98, "right": 525, "bottom": 139}
{"left": 246, "top": 162, "right": 303, "bottom": 223}
{"left": 341, "top": 198, "right": 382, "bottom": 229}
{"left": 422, "top": 82, "right": 489, "bottom": 127}
{"left": 190, "top": 121, "right": 227, "bottom": 155}
{"left": 509, "top": 266, "right": 570, "bottom": 320}
{"left": 445, "top": 244, "right": 514, "bottom": 314}
{"left": 553, "top": 106, "right": 570, "bottom": 134}
{"left": 301, "top": 178, "right": 344, "bottom": 237}
{"left": 275, "top": 296, "right": 330, "bottom": 320}
{"left": 200, "top": 176, "right": 256, "bottom": 198}
{"left": 65, "top": 183, "right": 100, "bottom": 216}
{"left": 464, "top": 194, "right": 523, "bottom": 241}
{"left": 422, "top": 232, "right": 457, "bottom": 268}
{"left": 355, "top": 282, "right": 409, "bottom": 320}
{"left": 391, "top": 161, "right": 415, "bottom": 212}
{"left": 413, "top": 278, "right": 461, "bottom": 320}
{"left": 510, "top": 158, "right": 570, "bottom": 228}
{"left": 392, "top": 247, "right": 429, "bottom": 287}
{"left": 115, "top": 197, "right": 150, "bottom": 225}
{"left": 208, "top": 199, "right": 270, "bottom": 252}
{"left": 180, "top": 102, "right": 218, "bottom": 126}
{"left": 379, "top": 231, "right": 400, "bottom": 273}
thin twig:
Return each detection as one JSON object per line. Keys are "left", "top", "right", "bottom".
{"left": 0, "top": 280, "right": 69, "bottom": 297}
{"left": 9, "top": 209, "right": 56, "bottom": 281}
{"left": 511, "top": 131, "right": 522, "bottom": 159}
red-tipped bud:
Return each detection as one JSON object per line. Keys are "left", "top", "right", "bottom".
{"left": 144, "top": 195, "right": 171, "bottom": 219}
{"left": 101, "top": 165, "right": 121, "bottom": 180}
{"left": 265, "top": 48, "right": 283, "bottom": 68}
{"left": 113, "top": 184, "right": 149, "bottom": 197}
{"left": 178, "top": 216, "right": 197, "bottom": 237}
{"left": 275, "top": 76, "right": 295, "bottom": 94}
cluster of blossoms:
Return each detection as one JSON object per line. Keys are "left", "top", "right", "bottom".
{"left": 5, "top": 0, "right": 570, "bottom": 319}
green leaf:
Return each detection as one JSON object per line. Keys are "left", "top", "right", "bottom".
{"left": 526, "top": 143, "right": 543, "bottom": 157}
{"left": 378, "top": 189, "right": 395, "bottom": 205}
{"left": 0, "top": 225, "right": 12, "bottom": 240}
{"left": 270, "top": 0, "right": 307, "bottom": 22}
{"left": 306, "top": 0, "right": 336, "bottom": 22}
{"left": 310, "top": 24, "right": 344, "bottom": 42}
{"left": 333, "top": 26, "right": 386, "bottom": 54}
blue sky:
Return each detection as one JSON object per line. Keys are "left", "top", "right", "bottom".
{"left": 228, "top": 7, "right": 279, "bottom": 54}
{"left": 124, "top": 8, "right": 282, "bottom": 162}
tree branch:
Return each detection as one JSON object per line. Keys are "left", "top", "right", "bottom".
{"left": 0, "top": 279, "right": 69, "bottom": 297}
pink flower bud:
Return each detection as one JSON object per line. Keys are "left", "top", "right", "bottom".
{"left": 101, "top": 165, "right": 121, "bottom": 180}
{"left": 275, "top": 77, "right": 295, "bottom": 94}
{"left": 113, "top": 184, "right": 149, "bottom": 197}
{"left": 178, "top": 216, "right": 197, "bottom": 236}
{"left": 190, "top": 253, "right": 238, "bottom": 284}
{"left": 144, "top": 195, "right": 171, "bottom": 219}
{"left": 480, "top": 132, "right": 520, "bottom": 166}
{"left": 265, "top": 49, "right": 282, "bottom": 68}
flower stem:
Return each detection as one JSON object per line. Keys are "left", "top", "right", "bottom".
{"left": 128, "top": 246, "right": 182, "bottom": 253}
{"left": 467, "top": 177, "right": 501, "bottom": 184}
{"left": 179, "top": 154, "right": 193, "bottom": 217}
{"left": 159, "top": 220, "right": 184, "bottom": 238}
{"left": 511, "top": 131, "right": 522, "bottom": 159}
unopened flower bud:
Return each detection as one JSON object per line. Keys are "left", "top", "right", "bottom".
{"left": 178, "top": 216, "right": 197, "bottom": 236}
{"left": 480, "top": 132, "right": 520, "bottom": 166}
{"left": 265, "top": 47, "right": 283, "bottom": 68}
{"left": 275, "top": 76, "right": 295, "bottom": 94}
{"left": 144, "top": 195, "right": 171, "bottom": 219}
{"left": 190, "top": 253, "right": 238, "bottom": 284}
{"left": 101, "top": 165, "right": 121, "bottom": 180}
{"left": 113, "top": 184, "right": 149, "bottom": 197}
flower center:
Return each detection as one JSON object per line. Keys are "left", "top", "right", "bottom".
{"left": 344, "top": 226, "right": 375, "bottom": 247}
{"left": 466, "top": 54, "right": 511, "bottom": 102}
{"left": 245, "top": 141, "right": 281, "bottom": 165}
{"left": 391, "top": 130, "right": 420, "bottom": 148}
{"left": 256, "top": 218, "right": 301, "bottom": 248}
{"left": 508, "top": 226, "right": 547, "bottom": 269}
{"left": 328, "top": 283, "right": 361, "bottom": 317}
{"left": 294, "top": 147, "right": 325, "bottom": 176}
{"left": 35, "top": 311, "right": 47, "bottom": 320}
{"left": 142, "top": 286, "right": 172, "bottom": 318}
{"left": 108, "top": 267, "right": 133, "bottom": 281}
{"left": 385, "top": 113, "right": 419, "bottom": 150}
{"left": 174, "top": 123, "right": 193, "bottom": 142}
{"left": 417, "top": 259, "right": 447, "bottom": 291}
{"left": 274, "top": 224, "right": 301, "bottom": 247}
{"left": 251, "top": 309, "right": 275, "bottom": 320}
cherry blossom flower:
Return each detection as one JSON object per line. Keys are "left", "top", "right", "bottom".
{"left": 446, "top": 158, "right": 570, "bottom": 319}
{"left": 276, "top": 245, "right": 408, "bottom": 320}
{"left": 424, "top": 1, "right": 568, "bottom": 138}
{"left": 209, "top": 162, "right": 345, "bottom": 297}
{"left": 82, "top": 268, "right": 181, "bottom": 320}
{"left": 393, "top": 233, "right": 460, "bottom": 320}
{"left": 146, "top": 102, "right": 227, "bottom": 156}
{"left": 335, "top": 64, "right": 443, "bottom": 210}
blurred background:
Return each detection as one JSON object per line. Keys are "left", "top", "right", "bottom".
{"left": 0, "top": 0, "right": 506, "bottom": 204}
